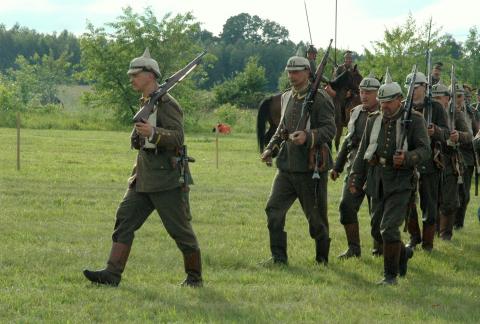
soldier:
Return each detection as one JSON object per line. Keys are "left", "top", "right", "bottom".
{"left": 432, "top": 83, "right": 451, "bottom": 109}
{"left": 454, "top": 86, "right": 479, "bottom": 229}
{"left": 330, "top": 73, "right": 380, "bottom": 258}
{"left": 260, "top": 56, "right": 336, "bottom": 265}
{"left": 83, "top": 49, "right": 203, "bottom": 287}
{"left": 431, "top": 62, "right": 443, "bottom": 85}
{"left": 349, "top": 70, "right": 431, "bottom": 285}
{"left": 333, "top": 50, "right": 355, "bottom": 78}
{"left": 306, "top": 45, "right": 317, "bottom": 80}
{"left": 438, "top": 83, "right": 472, "bottom": 240}
{"left": 404, "top": 72, "right": 449, "bottom": 252}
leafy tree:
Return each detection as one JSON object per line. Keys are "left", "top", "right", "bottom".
{"left": 78, "top": 7, "right": 209, "bottom": 123}
{"left": 213, "top": 56, "right": 267, "bottom": 108}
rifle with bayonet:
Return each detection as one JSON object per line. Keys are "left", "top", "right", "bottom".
{"left": 396, "top": 64, "right": 418, "bottom": 155}
{"left": 448, "top": 64, "right": 464, "bottom": 184}
{"left": 425, "top": 50, "right": 433, "bottom": 125}
{"left": 131, "top": 51, "right": 207, "bottom": 149}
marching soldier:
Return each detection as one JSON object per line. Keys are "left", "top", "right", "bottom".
{"left": 438, "top": 83, "right": 472, "bottom": 240}
{"left": 349, "top": 70, "right": 431, "bottom": 285}
{"left": 261, "top": 56, "right": 336, "bottom": 265}
{"left": 432, "top": 83, "right": 451, "bottom": 109}
{"left": 330, "top": 73, "right": 380, "bottom": 258}
{"left": 333, "top": 50, "right": 355, "bottom": 78}
{"left": 454, "top": 86, "right": 478, "bottom": 229}
{"left": 431, "top": 62, "right": 443, "bottom": 85}
{"left": 83, "top": 49, "right": 203, "bottom": 287}
{"left": 404, "top": 72, "right": 449, "bottom": 252}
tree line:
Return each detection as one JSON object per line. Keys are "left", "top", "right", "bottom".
{"left": 1, "top": 8, "right": 480, "bottom": 126}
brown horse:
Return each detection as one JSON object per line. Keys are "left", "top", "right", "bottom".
{"left": 256, "top": 68, "right": 362, "bottom": 152}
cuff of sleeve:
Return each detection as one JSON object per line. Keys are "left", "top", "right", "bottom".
{"left": 404, "top": 151, "right": 419, "bottom": 167}
{"left": 148, "top": 127, "right": 162, "bottom": 144}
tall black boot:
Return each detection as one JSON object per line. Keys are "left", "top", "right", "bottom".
{"left": 83, "top": 242, "right": 131, "bottom": 287}
{"left": 338, "top": 223, "right": 361, "bottom": 259}
{"left": 315, "top": 237, "right": 331, "bottom": 265}
{"left": 268, "top": 231, "right": 288, "bottom": 264}
{"left": 377, "top": 241, "right": 401, "bottom": 285}
{"left": 399, "top": 242, "right": 414, "bottom": 277}
{"left": 181, "top": 250, "right": 203, "bottom": 288}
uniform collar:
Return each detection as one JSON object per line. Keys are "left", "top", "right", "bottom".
{"left": 292, "top": 83, "right": 310, "bottom": 100}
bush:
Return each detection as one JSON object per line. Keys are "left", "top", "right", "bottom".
{"left": 214, "top": 103, "right": 242, "bottom": 125}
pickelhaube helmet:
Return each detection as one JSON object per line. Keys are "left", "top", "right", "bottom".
{"left": 285, "top": 56, "right": 311, "bottom": 71}
{"left": 450, "top": 83, "right": 465, "bottom": 95}
{"left": 405, "top": 71, "right": 428, "bottom": 87}
{"left": 127, "top": 48, "right": 161, "bottom": 79}
{"left": 377, "top": 68, "right": 403, "bottom": 102}
{"left": 432, "top": 83, "right": 450, "bottom": 97}
{"left": 359, "top": 72, "right": 381, "bottom": 91}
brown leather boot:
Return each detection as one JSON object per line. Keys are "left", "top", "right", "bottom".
{"left": 439, "top": 213, "right": 453, "bottom": 241}
{"left": 83, "top": 242, "right": 131, "bottom": 286}
{"left": 338, "top": 223, "right": 361, "bottom": 259}
{"left": 377, "top": 241, "right": 401, "bottom": 285}
{"left": 421, "top": 223, "right": 436, "bottom": 251}
{"left": 406, "top": 209, "right": 422, "bottom": 249}
{"left": 181, "top": 250, "right": 203, "bottom": 288}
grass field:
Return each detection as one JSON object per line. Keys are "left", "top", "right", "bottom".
{"left": 1, "top": 127, "right": 479, "bottom": 323}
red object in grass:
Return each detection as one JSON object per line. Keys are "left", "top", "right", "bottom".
{"left": 214, "top": 123, "right": 231, "bottom": 134}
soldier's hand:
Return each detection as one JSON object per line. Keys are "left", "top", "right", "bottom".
{"left": 135, "top": 119, "right": 154, "bottom": 138}
{"left": 330, "top": 170, "right": 340, "bottom": 181}
{"left": 450, "top": 130, "right": 459, "bottom": 143}
{"left": 261, "top": 149, "right": 273, "bottom": 166}
{"left": 289, "top": 131, "right": 307, "bottom": 145}
{"left": 427, "top": 124, "right": 435, "bottom": 137}
{"left": 348, "top": 185, "right": 358, "bottom": 194}
{"left": 393, "top": 150, "right": 406, "bottom": 168}
{"left": 325, "top": 84, "right": 336, "bottom": 98}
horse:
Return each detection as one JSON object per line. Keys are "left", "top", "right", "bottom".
{"left": 256, "top": 68, "right": 362, "bottom": 153}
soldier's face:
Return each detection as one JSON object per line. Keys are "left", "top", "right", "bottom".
{"left": 129, "top": 71, "right": 154, "bottom": 92}
{"left": 360, "top": 89, "right": 378, "bottom": 109}
{"left": 380, "top": 97, "right": 402, "bottom": 118}
{"left": 432, "top": 68, "right": 441, "bottom": 79}
{"left": 344, "top": 56, "right": 352, "bottom": 66}
{"left": 413, "top": 84, "right": 426, "bottom": 104}
{"left": 288, "top": 69, "right": 310, "bottom": 89}
{"left": 434, "top": 96, "right": 450, "bottom": 110}
{"left": 456, "top": 94, "right": 464, "bottom": 109}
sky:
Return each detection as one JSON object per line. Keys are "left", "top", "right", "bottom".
{"left": 0, "top": 0, "right": 477, "bottom": 53}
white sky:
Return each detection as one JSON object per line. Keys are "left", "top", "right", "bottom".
{"left": 0, "top": 0, "right": 477, "bottom": 53}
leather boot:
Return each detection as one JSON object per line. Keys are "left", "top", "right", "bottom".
{"left": 338, "top": 223, "right": 361, "bottom": 259}
{"left": 181, "top": 250, "right": 203, "bottom": 288}
{"left": 268, "top": 231, "right": 288, "bottom": 264}
{"left": 315, "top": 237, "right": 331, "bottom": 265}
{"left": 377, "top": 241, "right": 400, "bottom": 285}
{"left": 372, "top": 239, "right": 383, "bottom": 257}
{"left": 399, "top": 242, "right": 414, "bottom": 277}
{"left": 406, "top": 209, "right": 422, "bottom": 249}
{"left": 439, "top": 213, "right": 453, "bottom": 241}
{"left": 421, "top": 223, "right": 436, "bottom": 251}
{"left": 83, "top": 242, "right": 131, "bottom": 286}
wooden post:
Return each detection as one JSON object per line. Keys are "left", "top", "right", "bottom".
{"left": 215, "top": 125, "right": 219, "bottom": 169}
{"left": 16, "top": 112, "right": 20, "bottom": 171}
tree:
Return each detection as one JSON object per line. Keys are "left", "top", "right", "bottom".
{"left": 214, "top": 56, "right": 267, "bottom": 108}
{"left": 78, "top": 7, "right": 207, "bottom": 123}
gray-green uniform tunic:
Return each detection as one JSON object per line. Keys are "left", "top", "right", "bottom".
{"left": 334, "top": 104, "right": 377, "bottom": 225}
{"left": 264, "top": 86, "right": 335, "bottom": 260}
{"left": 413, "top": 100, "right": 449, "bottom": 225}
{"left": 112, "top": 93, "right": 199, "bottom": 253}
{"left": 350, "top": 107, "right": 431, "bottom": 243}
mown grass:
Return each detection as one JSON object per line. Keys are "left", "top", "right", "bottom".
{"left": 0, "top": 128, "right": 479, "bottom": 323}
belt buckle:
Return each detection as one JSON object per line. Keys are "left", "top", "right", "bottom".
{"left": 379, "top": 157, "right": 386, "bottom": 166}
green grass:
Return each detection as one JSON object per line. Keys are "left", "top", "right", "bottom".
{"left": 0, "top": 127, "right": 479, "bottom": 323}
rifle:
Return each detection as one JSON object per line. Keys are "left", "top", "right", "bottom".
{"left": 397, "top": 64, "right": 418, "bottom": 153}
{"left": 177, "top": 145, "right": 195, "bottom": 192}
{"left": 425, "top": 50, "right": 433, "bottom": 125}
{"left": 448, "top": 64, "right": 464, "bottom": 183}
{"left": 131, "top": 51, "right": 207, "bottom": 148}
{"left": 296, "top": 39, "right": 334, "bottom": 132}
